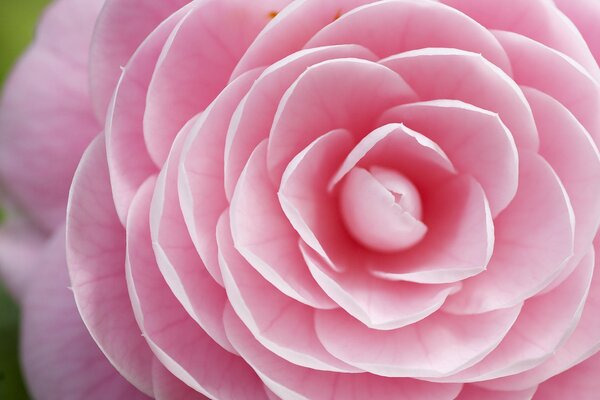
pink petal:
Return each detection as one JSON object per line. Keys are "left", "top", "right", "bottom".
{"left": 0, "top": 0, "right": 103, "bottom": 231}
{"left": 314, "top": 299, "right": 521, "bottom": 378}
{"left": 305, "top": 0, "right": 511, "bottom": 74}
{"left": 554, "top": 0, "right": 600, "bottom": 65}
{"left": 379, "top": 100, "right": 519, "bottom": 217}
{"left": 224, "top": 44, "right": 377, "bottom": 200}
{"left": 126, "top": 176, "right": 268, "bottom": 400}
{"left": 267, "top": 58, "right": 417, "bottom": 184}
{"left": 436, "top": 248, "right": 594, "bottom": 382}
{"left": 105, "top": 5, "right": 191, "bottom": 224}
{"left": 526, "top": 88, "right": 600, "bottom": 290}
{"left": 231, "top": 0, "right": 378, "bottom": 79}
{"left": 533, "top": 350, "right": 600, "bottom": 400}
{"left": 0, "top": 195, "right": 45, "bottom": 300}
{"left": 66, "top": 136, "right": 154, "bottom": 395}
{"left": 179, "top": 68, "right": 263, "bottom": 287}
{"left": 89, "top": 0, "right": 190, "bottom": 120}
{"left": 456, "top": 385, "right": 536, "bottom": 400}
{"left": 494, "top": 30, "right": 600, "bottom": 145}
{"left": 224, "top": 305, "right": 462, "bottom": 400}
{"left": 229, "top": 141, "right": 336, "bottom": 309}
{"left": 381, "top": 48, "right": 539, "bottom": 151}
{"left": 441, "top": 0, "right": 600, "bottom": 81}
{"left": 151, "top": 361, "right": 209, "bottom": 400}
{"left": 443, "top": 152, "right": 575, "bottom": 314}
{"left": 302, "top": 243, "right": 458, "bottom": 331}
{"left": 143, "top": 0, "right": 293, "bottom": 166}
{"left": 150, "top": 118, "right": 234, "bottom": 353}
{"left": 477, "top": 239, "right": 600, "bottom": 391}
{"left": 21, "top": 227, "right": 151, "bottom": 400}
{"left": 217, "top": 210, "right": 358, "bottom": 372}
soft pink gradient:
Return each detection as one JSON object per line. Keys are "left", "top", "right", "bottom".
{"left": 2, "top": 0, "right": 600, "bottom": 399}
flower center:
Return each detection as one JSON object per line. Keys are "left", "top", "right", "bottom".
{"left": 339, "top": 166, "right": 427, "bottom": 253}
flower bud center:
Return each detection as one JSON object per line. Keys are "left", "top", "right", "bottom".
{"left": 339, "top": 166, "right": 427, "bottom": 253}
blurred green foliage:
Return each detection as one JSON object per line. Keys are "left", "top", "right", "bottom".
{"left": 0, "top": 0, "right": 50, "bottom": 81}
{"left": 1, "top": 1, "right": 51, "bottom": 399}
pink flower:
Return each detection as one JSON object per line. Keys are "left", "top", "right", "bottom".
{"left": 2, "top": 0, "right": 600, "bottom": 399}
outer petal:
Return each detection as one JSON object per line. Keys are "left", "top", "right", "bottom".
{"left": 526, "top": 87, "right": 600, "bottom": 289}
{"left": 435, "top": 248, "right": 594, "bottom": 382}
{"left": 456, "top": 385, "right": 536, "bottom": 400}
{"left": 441, "top": 0, "right": 600, "bottom": 80}
{"left": 479, "top": 238, "right": 600, "bottom": 391}
{"left": 554, "top": 0, "right": 600, "bottom": 65}
{"left": 151, "top": 361, "right": 209, "bottom": 400}
{"left": 493, "top": 30, "right": 600, "bottom": 145}
{"left": 224, "top": 305, "right": 462, "bottom": 400}
{"left": 533, "top": 350, "right": 600, "bottom": 400}
{"left": 89, "top": 0, "right": 190, "bottom": 119}
{"left": 66, "top": 136, "right": 154, "bottom": 395}
{"left": 0, "top": 0, "right": 104, "bottom": 231}
{"left": 21, "top": 227, "right": 150, "bottom": 400}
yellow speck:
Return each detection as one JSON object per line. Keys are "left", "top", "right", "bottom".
{"left": 268, "top": 10, "right": 279, "bottom": 19}
{"left": 333, "top": 10, "right": 343, "bottom": 21}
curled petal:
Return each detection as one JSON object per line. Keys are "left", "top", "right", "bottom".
{"left": 379, "top": 100, "right": 519, "bottom": 217}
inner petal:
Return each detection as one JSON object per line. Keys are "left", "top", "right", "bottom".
{"left": 339, "top": 166, "right": 427, "bottom": 253}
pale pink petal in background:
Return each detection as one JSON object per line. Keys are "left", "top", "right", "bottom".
{"left": 21, "top": 226, "right": 150, "bottom": 400}
{"left": 0, "top": 0, "right": 103, "bottom": 232}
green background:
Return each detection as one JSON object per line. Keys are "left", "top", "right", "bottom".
{"left": 0, "top": 1, "right": 51, "bottom": 399}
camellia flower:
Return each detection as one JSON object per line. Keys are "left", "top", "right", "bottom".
{"left": 2, "top": 0, "right": 600, "bottom": 399}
